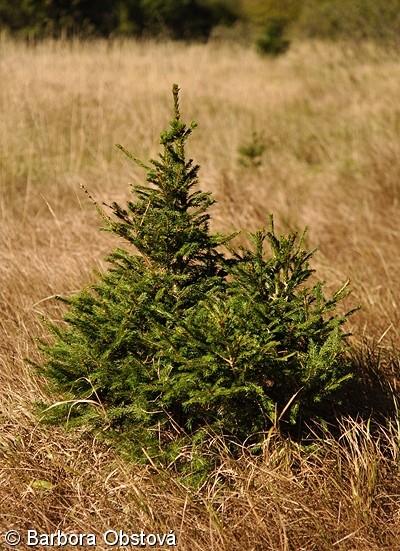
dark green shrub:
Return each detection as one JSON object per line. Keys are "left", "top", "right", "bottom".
{"left": 0, "top": 0, "right": 47, "bottom": 36}
{"left": 0, "top": 0, "right": 143, "bottom": 38}
{"left": 38, "top": 85, "right": 355, "bottom": 476}
{"left": 140, "top": 0, "right": 236, "bottom": 40}
{"left": 0, "top": 0, "right": 235, "bottom": 39}
{"left": 256, "top": 17, "right": 290, "bottom": 56}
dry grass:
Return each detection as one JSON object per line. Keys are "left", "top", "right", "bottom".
{"left": 1, "top": 36, "right": 400, "bottom": 549}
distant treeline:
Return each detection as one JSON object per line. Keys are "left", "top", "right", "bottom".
{"left": 1, "top": 0, "right": 400, "bottom": 44}
{"left": 0, "top": 0, "right": 238, "bottom": 39}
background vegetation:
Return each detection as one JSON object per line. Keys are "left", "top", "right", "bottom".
{"left": 0, "top": 0, "right": 238, "bottom": 39}
{"left": 1, "top": 0, "right": 400, "bottom": 46}
{"left": 1, "top": 35, "right": 400, "bottom": 548}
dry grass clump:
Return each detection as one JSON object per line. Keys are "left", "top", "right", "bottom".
{"left": 1, "top": 36, "right": 400, "bottom": 549}
{"left": 1, "top": 418, "right": 400, "bottom": 550}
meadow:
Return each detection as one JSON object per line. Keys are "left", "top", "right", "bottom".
{"left": 1, "top": 36, "right": 400, "bottom": 549}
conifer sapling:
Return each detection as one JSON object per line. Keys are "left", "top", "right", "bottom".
{"left": 38, "top": 85, "right": 355, "bottom": 475}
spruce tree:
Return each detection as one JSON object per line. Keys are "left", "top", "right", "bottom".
{"left": 40, "top": 85, "right": 232, "bottom": 458}
{"left": 159, "top": 221, "right": 355, "bottom": 444}
{"left": 39, "top": 85, "right": 355, "bottom": 475}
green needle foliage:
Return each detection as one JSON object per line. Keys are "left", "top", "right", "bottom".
{"left": 38, "top": 85, "right": 355, "bottom": 477}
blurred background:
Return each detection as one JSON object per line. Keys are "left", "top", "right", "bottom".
{"left": 1, "top": 0, "right": 400, "bottom": 52}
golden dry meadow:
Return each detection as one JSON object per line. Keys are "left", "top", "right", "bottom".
{"left": 1, "top": 36, "right": 400, "bottom": 549}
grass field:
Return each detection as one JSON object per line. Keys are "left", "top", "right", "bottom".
{"left": 1, "top": 36, "right": 400, "bottom": 549}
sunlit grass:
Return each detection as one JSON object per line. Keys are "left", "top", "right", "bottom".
{"left": 1, "top": 36, "right": 400, "bottom": 549}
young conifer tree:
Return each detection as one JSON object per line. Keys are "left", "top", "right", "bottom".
{"left": 40, "top": 85, "right": 233, "bottom": 460}
{"left": 39, "top": 85, "right": 354, "bottom": 473}
{"left": 159, "top": 221, "right": 355, "bottom": 445}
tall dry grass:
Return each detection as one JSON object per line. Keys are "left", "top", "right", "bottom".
{"left": 1, "top": 36, "right": 400, "bottom": 549}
